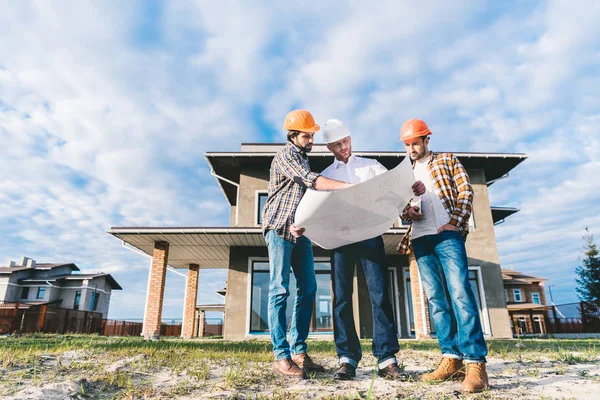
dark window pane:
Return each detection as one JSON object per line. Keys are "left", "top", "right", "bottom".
{"left": 21, "top": 287, "right": 30, "bottom": 299}
{"left": 250, "top": 260, "right": 333, "bottom": 333}
{"left": 250, "top": 272, "right": 269, "bottom": 331}
{"left": 314, "top": 273, "right": 332, "bottom": 331}
{"left": 314, "top": 262, "right": 331, "bottom": 271}
{"left": 257, "top": 193, "right": 268, "bottom": 225}
{"left": 74, "top": 291, "right": 81, "bottom": 309}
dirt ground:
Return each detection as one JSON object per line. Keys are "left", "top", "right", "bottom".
{"left": 1, "top": 337, "right": 599, "bottom": 399}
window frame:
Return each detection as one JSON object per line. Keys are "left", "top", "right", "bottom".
{"left": 36, "top": 287, "right": 46, "bottom": 300}
{"left": 89, "top": 291, "right": 100, "bottom": 311}
{"left": 403, "top": 265, "right": 491, "bottom": 336}
{"left": 246, "top": 256, "right": 332, "bottom": 336}
{"left": 513, "top": 289, "right": 523, "bottom": 302}
{"left": 254, "top": 190, "right": 269, "bottom": 226}
{"left": 531, "top": 292, "right": 540, "bottom": 305}
{"left": 73, "top": 290, "right": 82, "bottom": 309}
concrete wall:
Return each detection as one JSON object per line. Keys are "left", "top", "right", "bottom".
{"left": 237, "top": 168, "right": 270, "bottom": 227}
{"left": 464, "top": 169, "right": 512, "bottom": 338}
{"left": 0, "top": 277, "right": 9, "bottom": 299}
{"left": 225, "top": 247, "right": 268, "bottom": 340}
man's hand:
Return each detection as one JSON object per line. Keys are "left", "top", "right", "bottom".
{"left": 407, "top": 206, "right": 424, "bottom": 221}
{"left": 437, "top": 223, "right": 459, "bottom": 234}
{"left": 412, "top": 181, "right": 426, "bottom": 196}
{"left": 290, "top": 224, "right": 305, "bottom": 238}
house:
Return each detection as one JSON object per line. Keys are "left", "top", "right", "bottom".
{"left": 109, "top": 142, "right": 528, "bottom": 340}
{"left": 502, "top": 269, "right": 551, "bottom": 335}
{"left": 0, "top": 256, "right": 122, "bottom": 318}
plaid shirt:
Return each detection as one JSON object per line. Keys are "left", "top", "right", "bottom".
{"left": 397, "top": 152, "right": 473, "bottom": 254}
{"left": 262, "top": 142, "right": 320, "bottom": 243}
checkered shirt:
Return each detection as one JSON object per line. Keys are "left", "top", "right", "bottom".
{"left": 397, "top": 152, "right": 473, "bottom": 254}
{"left": 261, "top": 142, "right": 320, "bottom": 243}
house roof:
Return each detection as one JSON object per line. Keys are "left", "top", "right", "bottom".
{"left": 502, "top": 269, "right": 547, "bottom": 284}
{"left": 205, "top": 144, "right": 527, "bottom": 206}
{"left": 491, "top": 207, "right": 519, "bottom": 224}
{"left": 108, "top": 226, "right": 409, "bottom": 269}
{"left": 0, "top": 263, "right": 80, "bottom": 274}
{"left": 18, "top": 273, "right": 122, "bottom": 290}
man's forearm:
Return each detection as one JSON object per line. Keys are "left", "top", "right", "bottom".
{"left": 313, "top": 176, "right": 352, "bottom": 191}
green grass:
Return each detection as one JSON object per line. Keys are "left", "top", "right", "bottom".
{"left": 1, "top": 335, "right": 599, "bottom": 399}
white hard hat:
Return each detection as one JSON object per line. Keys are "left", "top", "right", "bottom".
{"left": 322, "top": 119, "right": 351, "bottom": 144}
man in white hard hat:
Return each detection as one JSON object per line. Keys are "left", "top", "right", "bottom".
{"left": 320, "top": 119, "right": 425, "bottom": 380}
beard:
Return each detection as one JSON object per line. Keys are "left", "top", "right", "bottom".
{"left": 300, "top": 144, "right": 313, "bottom": 153}
{"left": 409, "top": 148, "right": 427, "bottom": 161}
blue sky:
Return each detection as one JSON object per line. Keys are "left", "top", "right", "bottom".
{"left": 1, "top": 1, "right": 599, "bottom": 318}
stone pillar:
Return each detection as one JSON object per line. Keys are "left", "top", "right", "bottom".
{"left": 181, "top": 264, "right": 200, "bottom": 339}
{"left": 142, "top": 241, "right": 169, "bottom": 340}
{"left": 198, "top": 311, "right": 206, "bottom": 337}
{"left": 409, "top": 253, "right": 431, "bottom": 339}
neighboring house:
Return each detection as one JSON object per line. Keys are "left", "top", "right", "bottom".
{"left": 502, "top": 269, "right": 550, "bottom": 335}
{"left": 109, "top": 142, "right": 528, "bottom": 340}
{"left": 0, "top": 256, "right": 122, "bottom": 318}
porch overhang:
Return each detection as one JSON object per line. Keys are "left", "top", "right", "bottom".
{"left": 108, "top": 226, "right": 409, "bottom": 269}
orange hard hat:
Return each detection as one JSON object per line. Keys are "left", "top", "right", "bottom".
{"left": 400, "top": 118, "right": 432, "bottom": 142}
{"left": 283, "top": 110, "right": 320, "bottom": 133}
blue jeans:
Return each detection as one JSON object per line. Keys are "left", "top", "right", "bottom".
{"left": 411, "top": 230, "right": 487, "bottom": 362}
{"left": 331, "top": 236, "right": 399, "bottom": 367}
{"left": 265, "top": 230, "right": 317, "bottom": 361}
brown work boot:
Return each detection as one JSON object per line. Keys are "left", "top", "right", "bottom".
{"left": 421, "top": 357, "right": 465, "bottom": 382}
{"left": 272, "top": 358, "right": 307, "bottom": 379}
{"left": 377, "top": 363, "right": 409, "bottom": 381}
{"left": 291, "top": 353, "right": 325, "bottom": 373}
{"left": 462, "top": 362, "right": 489, "bottom": 393}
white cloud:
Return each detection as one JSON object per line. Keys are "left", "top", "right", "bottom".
{"left": 1, "top": 0, "right": 599, "bottom": 318}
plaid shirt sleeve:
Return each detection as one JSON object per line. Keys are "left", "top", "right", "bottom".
{"left": 275, "top": 146, "right": 320, "bottom": 188}
{"left": 447, "top": 154, "right": 473, "bottom": 228}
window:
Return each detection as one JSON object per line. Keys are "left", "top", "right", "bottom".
{"left": 517, "top": 316, "right": 528, "bottom": 334}
{"left": 404, "top": 270, "right": 415, "bottom": 335}
{"left": 513, "top": 289, "right": 522, "bottom": 302}
{"left": 533, "top": 315, "right": 544, "bottom": 333}
{"left": 73, "top": 291, "right": 81, "bottom": 309}
{"left": 21, "top": 287, "right": 30, "bottom": 299}
{"left": 249, "top": 260, "right": 332, "bottom": 333}
{"left": 387, "top": 269, "right": 400, "bottom": 334}
{"left": 532, "top": 293, "right": 540, "bottom": 305}
{"left": 256, "top": 192, "right": 268, "bottom": 225}
{"left": 505, "top": 289, "right": 509, "bottom": 302}
{"left": 36, "top": 287, "right": 46, "bottom": 299}
{"left": 404, "top": 267, "right": 486, "bottom": 336}
{"left": 89, "top": 292, "right": 99, "bottom": 311}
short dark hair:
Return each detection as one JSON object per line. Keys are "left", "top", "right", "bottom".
{"left": 287, "top": 130, "right": 301, "bottom": 143}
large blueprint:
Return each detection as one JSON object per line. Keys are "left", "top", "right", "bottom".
{"left": 294, "top": 157, "right": 415, "bottom": 249}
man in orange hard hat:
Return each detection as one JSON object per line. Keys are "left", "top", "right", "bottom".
{"left": 262, "top": 110, "right": 353, "bottom": 379}
{"left": 397, "top": 119, "right": 489, "bottom": 393}
{"left": 321, "top": 119, "right": 425, "bottom": 381}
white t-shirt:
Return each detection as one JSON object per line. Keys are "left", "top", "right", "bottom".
{"left": 411, "top": 156, "right": 450, "bottom": 239}
{"left": 321, "top": 154, "right": 387, "bottom": 184}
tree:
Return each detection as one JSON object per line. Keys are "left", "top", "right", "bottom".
{"left": 575, "top": 228, "right": 600, "bottom": 303}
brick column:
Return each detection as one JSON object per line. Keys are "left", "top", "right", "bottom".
{"left": 409, "top": 253, "right": 431, "bottom": 339}
{"left": 198, "top": 310, "right": 206, "bottom": 337}
{"left": 181, "top": 264, "right": 200, "bottom": 339}
{"left": 142, "top": 241, "right": 169, "bottom": 340}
